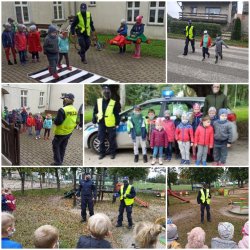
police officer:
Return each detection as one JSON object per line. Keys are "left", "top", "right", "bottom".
{"left": 51, "top": 93, "right": 77, "bottom": 165}
{"left": 77, "top": 173, "right": 97, "bottom": 222}
{"left": 116, "top": 177, "right": 136, "bottom": 229}
{"left": 183, "top": 20, "right": 195, "bottom": 56}
{"left": 71, "top": 3, "right": 95, "bottom": 64}
{"left": 197, "top": 183, "right": 212, "bottom": 224}
{"left": 92, "top": 86, "right": 120, "bottom": 160}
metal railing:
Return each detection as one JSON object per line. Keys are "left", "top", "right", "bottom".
{"left": 179, "top": 12, "right": 228, "bottom": 23}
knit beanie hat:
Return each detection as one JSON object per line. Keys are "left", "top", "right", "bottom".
{"left": 218, "top": 108, "right": 228, "bottom": 117}
{"left": 186, "top": 227, "right": 208, "bottom": 248}
{"left": 29, "top": 25, "right": 36, "bottom": 31}
{"left": 167, "top": 224, "right": 179, "bottom": 242}
{"left": 242, "top": 221, "right": 249, "bottom": 236}
{"left": 48, "top": 25, "right": 58, "bottom": 34}
{"left": 218, "top": 222, "right": 234, "bottom": 240}
{"left": 208, "top": 107, "right": 216, "bottom": 113}
{"left": 121, "top": 18, "right": 126, "bottom": 24}
{"left": 164, "top": 110, "right": 171, "bottom": 116}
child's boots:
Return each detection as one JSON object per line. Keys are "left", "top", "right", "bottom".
{"left": 134, "top": 155, "right": 139, "bottom": 163}
{"left": 202, "top": 161, "right": 207, "bottom": 166}
{"left": 195, "top": 160, "right": 200, "bottom": 166}
{"left": 159, "top": 158, "right": 163, "bottom": 165}
{"left": 133, "top": 44, "right": 141, "bottom": 59}
{"left": 53, "top": 73, "right": 59, "bottom": 79}
{"left": 143, "top": 154, "right": 148, "bottom": 163}
{"left": 8, "top": 60, "right": 13, "bottom": 65}
{"left": 57, "top": 64, "right": 63, "bottom": 69}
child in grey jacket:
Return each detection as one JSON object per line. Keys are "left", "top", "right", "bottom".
{"left": 211, "top": 34, "right": 229, "bottom": 64}
{"left": 213, "top": 109, "right": 233, "bottom": 166}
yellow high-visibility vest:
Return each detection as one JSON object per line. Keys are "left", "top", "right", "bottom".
{"left": 120, "top": 185, "right": 134, "bottom": 206}
{"left": 186, "top": 25, "right": 194, "bottom": 39}
{"left": 76, "top": 11, "right": 91, "bottom": 36}
{"left": 200, "top": 188, "right": 211, "bottom": 205}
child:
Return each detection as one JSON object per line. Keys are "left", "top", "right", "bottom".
{"left": 20, "top": 107, "right": 28, "bottom": 133}
{"left": 127, "top": 105, "right": 148, "bottom": 163}
{"left": 150, "top": 118, "right": 168, "bottom": 165}
{"left": 238, "top": 221, "right": 248, "bottom": 249}
{"left": 175, "top": 113, "right": 194, "bottom": 165}
{"left": 35, "top": 114, "right": 43, "bottom": 139}
{"left": 27, "top": 25, "right": 42, "bottom": 63}
{"left": 191, "top": 103, "right": 203, "bottom": 161}
{"left": 208, "top": 107, "right": 218, "bottom": 126}
{"left": 167, "top": 223, "right": 181, "bottom": 249}
{"left": 2, "top": 23, "right": 17, "bottom": 65}
{"left": 76, "top": 213, "right": 112, "bottom": 248}
{"left": 43, "top": 114, "right": 53, "bottom": 140}
{"left": 174, "top": 110, "right": 182, "bottom": 159}
{"left": 194, "top": 116, "right": 214, "bottom": 166}
{"left": 2, "top": 212, "right": 22, "bottom": 248}
{"left": 133, "top": 221, "right": 162, "bottom": 248}
{"left": 58, "top": 30, "right": 72, "bottom": 70}
{"left": 211, "top": 222, "right": 238, "bottom": 248}
{"left": 43, "top": 25, "right": 59, "bottom": 79}
{"left": 117, "top": 19, "right": 128, "bottom": 54}
{"left": 162, "top": 110, "right": 175, "bottom": 162}
{"left": 14, "top": 24, "right": 27, "bottom": 65}
{"left": 212, "top": 34, "right": 229, "bottom": 64}
{"left": 5, "top": 188, "right": 16, "bottom": 214}
{"left": 130, "top": 15, "right": 144, "bottom": 59}
{"left": 2, "top": 189, "right": 7, "bottom": 212}
{"left": 185, "top": 227, "right": 208, "bottom": 248}
{"left": 34, "top": 225, "right": 59, "bottom": 248}
{"left": 213, "top": 109, "right": 233, "bottom": 166}
{"left": 200, "top": 30, "right": 212, "bottom": 61}
{"left": 27, "top": 112, "right": 35, "bottom": 135}
{"left": 146, "top": 109, "right": 157, "bottom": 144}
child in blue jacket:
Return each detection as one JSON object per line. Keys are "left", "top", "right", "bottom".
{"left": 58, "top": 30, "right": 72, "bottom": 70}
{"left": 43, "top": 114, "right": 53, "bottom": 140}
{"left": 117, "top": 19, "right": 128, "bottom": 54}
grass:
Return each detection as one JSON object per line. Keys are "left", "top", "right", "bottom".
{"left": 133, "top": 182, "right": 166, "bottom": 191}
{"left": 97, "top": 34, "right": 166, "bottom": 59}
{"left": 168, "top": 191, "right": 248, "bottom": 248}
{"left": 168, "top": 33, "right": 249, "bottom": 48}
{"left": 171, "top": 185, "right": 192, "bottom": 191}
{"left": 232, "top": 106, "right": 248, "bottom": 122}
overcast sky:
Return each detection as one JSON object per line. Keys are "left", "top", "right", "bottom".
{"left": 168, "top": 1, "right": 243, "bottom": 18}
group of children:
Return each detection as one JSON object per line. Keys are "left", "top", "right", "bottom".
{"left": 2, "top": 212, "right": 163, "bottom": 249}
{"left": 2, "top": 20, "right": 71, "bottom": 79}
{"left": 127, "top": 103, "right": 232, "bottom": 166}
{"left": 167, "top": 220, "right": 248, "bottom": 249}
{"left": 2, "top": 188, "right": 16, "bottom": 214}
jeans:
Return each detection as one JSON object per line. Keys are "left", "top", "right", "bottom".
{"left": 153, "top": 146, "right": 163, "bottom": 158}
{"left": 19, "top": 50, "right": 26, "bottom": 63}
{"left": 184, "top": 37, "right": 195, "bottom": 55}
{"left": 47, "top": 54, "right": 59, "bottom": 74}
{"left": 78, "top": 35, "right": 91, "bottom": 60}
{"left": 4, "top": 47, "right": 16, "bottom": 61}
{"left": 117, "top": 200, "right": 133, "bottom": 226}
{"left": 35, "top": 130, "right": 41, "bottom": 136}
{"left": 200, "top": 203, "right": 211, "bottom": 222}
{"left": 202, "top": 47, "right": 210, "bottom": 58}
{"left": 165, "top": 142, "right": 172, "bottom": 160}
{"left": 58, "top": 53, "right": 69, "bottom": 66}
{"left": 44, "top": 128, "right": 51, "bottom": 138}
{"left": 178, "top": 141, "right": 190, "bottom": 160}
{"left": 213, "top": 144, "right": 228, "bottom": 163}
{"left": 81, "top": 197, "right": 94, "bottom": 220}
{"left": 197, "top": 145, "right": 209, "bottom": 162}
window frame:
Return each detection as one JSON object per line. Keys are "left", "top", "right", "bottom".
{"left": 14, "top": 1, "right": 30, "bottom": 24}
{"left": 20, "top": 90, "right": 28, "bottom": 108}
{"left": 53, "top": 1, "right": 64, "bottom": 21}
{"left": 205, "top": 7, "right": 221, "bottom": 15}
{"left": 148, "top": 1, "right": 165, "bottom": 25}
{"left": 39, "top": 92, "right": 45, "bottom": 107}
{"left": 126, "top": 1, "right": 141, "bottom": 23}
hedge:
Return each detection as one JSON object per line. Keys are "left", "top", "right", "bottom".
{"left": 168, "top": 21, "right": 221, "bottom": 38}
{"left": 231, "top": 18, "right": 241, "bottom": 40}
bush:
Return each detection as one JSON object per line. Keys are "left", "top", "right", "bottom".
{"left": 169, "top": 21, "right": 221, "bottom": 37}
{"left": 231, "top": 18, "right": 242, "bottom": 40}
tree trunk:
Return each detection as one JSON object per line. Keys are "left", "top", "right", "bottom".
{"left": 72, "top": 168, "right": 77, "bottom": 208}
{"left": 20, "top": 173, "right": 25, "bottom": 195}
{"left": 8, "top": 169, "right": 12, "bottom": 180}
{"left": 39, "top": 174, "right": 42, "bottom": 190}
{"left": 42, "top": 173, "right": 46, "bottom": 183}
{"left": 120, "top": 84, "right": 126, "bottom": 111}
{"left": 240, "top": 180, "right": 244, "bottom": 188}
{"left": 112, "top": 174, "right": 118, "bottom": 203}
{"left": 55, "top": 168, "right": 60, "bottom": 192}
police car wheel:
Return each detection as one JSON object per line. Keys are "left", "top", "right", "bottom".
{"left": 89, "top": 133, "right": 110, "bottom": 154}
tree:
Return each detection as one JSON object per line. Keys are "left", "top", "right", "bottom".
{"left": 231, "top": 18, "right": 241, "bottom": 40}
{"left": 54, "top": 168, "right": 60, "bottom": 192}
{"left": 167, "top": 168, "right": 178, "bottom": 190}
{"left": 227, "top": 168, "right": 248, "bottom": 188}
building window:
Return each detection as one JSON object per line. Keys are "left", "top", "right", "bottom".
{"left": 127, "top": 1, "right": 140, "bottom": 22}
{"left": 89, "top": 1, "right": 96, "bottom": 6}
{"left": 53, "top": 1, "right": 64, "bottom": 20}
{"left": 21, "top": 90, "right": 28, "bottom": 107}
{"left": 15, "top": 2, "right": 30, "bottom": 24}
{"left": 191, "top": 7, "right": 197, "bottom": 14}
{"left": 205, "top": 7, "right": 221, "bottom": 15}
{"left": 149, "top": 1, "right": 165, "bottom": 24}
{"left": 39, "top": 92, "right": 45, "bottom": 106}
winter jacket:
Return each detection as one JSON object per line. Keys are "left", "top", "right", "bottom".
{"left": 5, "top": 194, "right": 16, "bottom": 211}
{"left": 150, "top": 128, "right": 168, "bottom": 148}
{"left": 212, "top": 36, "right": 229, "bottom": 54}
{"left": 14, "top": 32, "right": 27, "bottom": 51}
{"left": 58, "top": 36, "right": 69, "bottom": 53}
{"left": 162, "top": 119, "right": 175, "bottom": 142}
{"left": 204, "top": 92, "right": 228, "bottom": 115}
{"left": 147, "top": 118, "right": 156, "bottom": 140}
{"left": 117, "top": 24, "right": 128, "bottom": 36}
{"left": 43, "top": 118, "right": 53, "bottom": 129}
{"left": 26, "top": 116, "right": 35, "bottom": 127}
{"left": 200, "top": 35, "right": 212, "bottom": 48}
{"left": 2, "top": 30, "right": 15, "bottom": 48}
{"left": 27, "top": 31, "right": 42, "bottom": 53}
{"left": 130, "top": 23, "right": 144, "bottom": 36}
{"left": 21, "top": 110, "right": 28, "bottom": 123}
{"left": 194, "top": 124, "right": 214, "bottom": 147}
{"left": 213, "top": 120, "right": 233, "bottom": 145}
{"left": 2, "top": 238, "right": 22, "bottom": 249}
{"left": 77, "top": 179, "right": 97, "bottom": 199}
{"left": 43, "top": 34, "right": 59, "bottom": 55}
{"left": 238, "top": 235, "right": 248, "bottom": 249}
{"left": 175, "top": 122, "right": 194, "bottom": 142}
{"left": 76, "top": 235, "right": 112, "bottom": 248}
{"left": 191, "top": 112, "right": 202, "bottom": 132}
{"left": 35, "top": 118, "right": 43, "bottom": 130}
{"left": 211, "top": 238, "right": 238, "bottom": 249}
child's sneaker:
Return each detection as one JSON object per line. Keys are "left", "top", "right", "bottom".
{"left": 143, "top": 155, "right": 148, "bottom": 163}
{"left": 180, "top": 159, "right": 185, "bottom": 164}
{"left": 185, "top": 160, "right": 190, "bottom": 165}
{"left": 151, "top": 158, "right": 156, "bottom": 165}
{"left": 159, "top": 158, "right": 163, "bottom": 165}
{"left": 67, "top": 66, "right": 72, "bottom": 71}
{"left": 202, "top": 161, "right": 207, "bottom": 166}
{"left": 35, "top": 137, "right": 38, "bottom": 140}
{"left": 57, "top": 64, "right": 63, "bottom": 69}
{"left": 53, "top": 73, "right": 59, "bottom": 79}
{"left": 195, "top": 160, "right": 200, "bottom": 166}
{"left": 134, "top": 155, "right": 139, "bottom": 163}
{"left": 38, "top": 136, "right": 41, "bottom": 139}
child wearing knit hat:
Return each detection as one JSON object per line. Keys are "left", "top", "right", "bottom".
{"left": 27, "top": 25, "right": 42, "bottom": 63}
{"left": 185, "top": 227, "right": 208, "bottom": 248}
{"left": 238, "top": 221, "right": 248, "bottom": 249}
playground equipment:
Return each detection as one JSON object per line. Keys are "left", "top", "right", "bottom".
{"left": 134, "top": 197, "right": 149, "bottom": 208}
{"left": 126, "top": 33, "right": 150, "bottom": 44}
{"left": 228, "top": 198, "right": 248, "bottom": 215}
{"left": 167, "top": 189, "right": 190, "bottom": 203}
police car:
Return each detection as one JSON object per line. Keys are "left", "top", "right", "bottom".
{"left": 84, "top": 90, "right": 238, "bottom": 154}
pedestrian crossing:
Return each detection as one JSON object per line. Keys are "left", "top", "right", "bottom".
{"left": 28, "top": 64, "right": 117, "bottom": 83}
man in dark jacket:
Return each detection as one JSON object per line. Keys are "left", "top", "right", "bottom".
{"left": 76, "top": 173, "right": 97, "bottom": 222}
{"left": 71, "top": 3, "right": 95, "bottom": 64}
{"left": 116, "top": 177, "right": 136, "bottom": 229}
{"left": 197, "top": 183, "right": 211, "bottom": 224}
{"left": 92, "top": 86, "right": 120, "bottom": 160}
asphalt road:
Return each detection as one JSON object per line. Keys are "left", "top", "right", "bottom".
{"left": 167, "top": 38, "right": 249, "bottom": 83}
{"left": 84, "top": 139, "right": 248, "bottom": 166}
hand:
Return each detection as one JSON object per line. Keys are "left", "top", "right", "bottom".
{"left": 227, "top": 144, "right": 231, "bottom": 148}
{"left": 116, "top": 125, "right": 119, "bottom": 129}
{"left": 151, "top": 147, "right": 153, "bottom": 149}
{"left": 191, "top": 143, "right": 193, "bottom": 146}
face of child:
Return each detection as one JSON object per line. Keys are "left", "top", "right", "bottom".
{"left": 203, "top": 120, "right": 211, "bottom": 127}
{"left": 62, "top": 32, "right": 68, "bottom": 38}
{"left": 193, "top": 107, "right": 200, "bottom": 114}
{"left": 208, "top": 110, "right": 216, "bottom": 118}
{"left": 156, "top": 123, "right": 163, "bottom": 131}
{"left": 220, "top": 113, "right": 227, "bottom": 121}
{"left": 50, "top": 31, "right": 57, "bottom": 37}
{"left": 148, "top": 112, "right": 155, "bottom": 120}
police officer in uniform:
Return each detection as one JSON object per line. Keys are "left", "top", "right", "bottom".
{"left": 116, "top": 177, "right": 136, "bottom": 229}
{"left": 77, "top": 173, "right": 97, "bottom": 222}
{"left": 71, "top": 3, "right": 95, "bottom": 64}
{"left": 92, "top": 86, "right": 120, "bottom": 160}
{"left": 197, "top": 183, "right": 212, "bottom": 224}
{"left": 51, "top": 93, "right": 77, "bottom": 165}
{"left": 183, "top": 20, "right": 195, "bottom": 56}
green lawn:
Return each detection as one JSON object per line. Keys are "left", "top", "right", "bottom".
{"left": 168, "top": 33, "right": 248, "bottom": 48}
{"left": 171, "top": 184, "right": 192, "bottom": 191}
{"left": 232, "top": 106, "right": 248, "bottom": 122}
{"left": 133, "top": 182, "right": 166, "bottom": 191}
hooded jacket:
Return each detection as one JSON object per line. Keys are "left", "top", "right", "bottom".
{"left": 175, "top": 122, "right": 194, "bottom": 142}
{"left": 162, "top": 119, "right": 175, "bottom": 142}
{"left": 150, "top": 128, "right": 168, "bottom": 148}
{"left": 27, "top": 31, "right": 42, "bottom": 52}
{"left": 194, "top": 124, "right": 214, "bottom": 147}
{"left": 2, "top": 30, "right": 15, "bottom": 48}
{"left": 212, "top": 36, "right": 229, "bottom": 54}
{"left": 213, "top": 120, "right": 233, "bottom": 144}
{"left": 76, "top": 236, "right": 111, "bottom": 248}
{"left": 14, "top": 31, "right": 27, "bottom": 51}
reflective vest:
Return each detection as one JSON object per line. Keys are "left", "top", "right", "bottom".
{"left": 200, "top": 188, "right": 211, "bottom": 205}
{"left": 186, "top": 25, "right": 194, "bottom": 39}
{"left": 54, "top": 105, "right": 77, "bottom": 135}
{"left": 120, "top": 185, "right": 134, "bottom": 206}
{"left": 96, "top": 98, "right": 116, "bottom": 127}
{"left": 76, "top": 11, "right": 91, "bottom": 36}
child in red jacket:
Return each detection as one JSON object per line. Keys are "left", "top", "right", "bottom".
{"left": 5, "top": 188, "right": 16, "bottom": 214}
{"left": 200, "top": 30, "right": 212, "bottom": 61}
{"left": 175, "top": 113, "right": 194, "bottom": 165}
{"left": 14, "top": 24, "right": 27, "bottom": 65}
{"left": 150, "top": 118, "right": 168, "bottom": 165}
{"left": 162, "top": 110, "right": 175, "bottom": 162}
{"left": 194, "top": 116, "right": 214, "bottom": 166}
{"left": 26, "top": 112, "right": 35, "bottom": 135}
{"left": 27, "top": 25, "right": 42, "bottom": 63}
